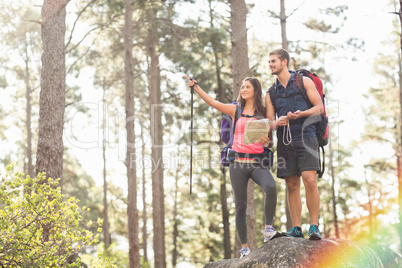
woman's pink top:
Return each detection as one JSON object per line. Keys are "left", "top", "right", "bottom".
{"left": 232, "top": 116, "right": 264, "bottom": 154}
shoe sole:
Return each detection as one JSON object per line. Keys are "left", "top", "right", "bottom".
{"left": 309, "top": 234, "right": 321, "bottom": 240}
{"left": 284, "top": 234, "right": 305, "bottom": 239}
{"left": 264, "top": 231, "right": 277, "bottom": 242}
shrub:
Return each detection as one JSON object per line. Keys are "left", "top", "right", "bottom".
{"left": 0, "top": 164, "right": 103, "bottom": 267}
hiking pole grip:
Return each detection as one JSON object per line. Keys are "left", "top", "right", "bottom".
{"left": 190, "top": 78, "right": 196, "bottom": 93}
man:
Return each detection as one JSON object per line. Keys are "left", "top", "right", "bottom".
{"left": 266, "top": 48, "right": 323, "bottom": 240}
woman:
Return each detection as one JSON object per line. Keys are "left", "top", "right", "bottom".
{"left": 185, "top": 75, "right": 277, "bottom": 258}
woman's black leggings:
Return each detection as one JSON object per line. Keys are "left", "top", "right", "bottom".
{"left": 229, "top": 161, "right": 277, "bottom": 244}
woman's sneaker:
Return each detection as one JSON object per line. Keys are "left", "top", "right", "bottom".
{"left": 284, "top": 226, "right": 305, "bottom": 238}
{"left": 308, "top": 224, "right": 322, "bottom": 240}
{"left": 239, "top": 246, "right": 250, "bottom": 258}
{"left": 263, "top": 225, "right": 277, "bottom": 242}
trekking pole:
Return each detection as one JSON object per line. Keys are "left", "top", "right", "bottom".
{"left": 184, "top": 75, "right": 197, "bottom": 194}
{"left": 189, "top": 80, "right": 194, "bottom": 194}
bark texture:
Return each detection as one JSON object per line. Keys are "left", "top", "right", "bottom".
{"left": 230, "top": 0, "right": 249, "bottom": 97}
{"left": 229, "top": 0, "right": 254, "bottom": 256}
{"left": 124, "top": 0, "right": 140, "bottom": 267}
{"left": 398, "top": 0, "right": 402, "bottom": 254}
{"left": 148, "top": 4, "right": 166, "bottom": 267}
{"left": 36, "top": 0, "right": 68, "bottom": 187}
{"left": 102, "top": 88, "right": 110, "bottom": 250}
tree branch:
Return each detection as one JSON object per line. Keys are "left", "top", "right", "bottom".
{"left": 66, "top": 30, "right": 102, "bottom": 75}
{"left": 287, "top": 0, "right": 307, "bottom": 19}
{"left": 66, "top": 13, "right": 121, "bottom": 54}
{"left": 62, "top": 0, "right": 72, "bottom": 8}
{"left": 66, "top": 0, "right": 97, "bottom": 49}
{"left": 66, "top": 24, "right": 103, "bottom": 54}
{"left": 267, "top": 10, "right": 279, "bottom": 19}
{"left": 23, "top": 19, "right": 42, "bottom": 25}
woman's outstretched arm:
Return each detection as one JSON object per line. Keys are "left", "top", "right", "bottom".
{"left": 185, "top": 75, "right": 236, "bottom": 118}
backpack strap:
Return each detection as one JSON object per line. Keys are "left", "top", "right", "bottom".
{"left": 318, "top": 146, "right": 325, "bottom": 178}
{"left": 268, "top": 83, "right": 277, "bottom": 114}
{"left": 295, "top": 70, "right": 313, "bottom": 107}
{"left": 232, "top": 104, "right": 243, "bottom": 137}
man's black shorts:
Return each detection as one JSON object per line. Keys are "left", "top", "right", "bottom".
{"left": 276, "top": 136, "right": 320, "bottom": 178}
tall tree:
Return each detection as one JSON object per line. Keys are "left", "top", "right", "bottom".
{"left": 268, "top": 0, "right": 290, "bottom": 50}
{"left": 24, "top": 45, "right": 35, "bottom": 180}
{"left": 230, "top": 0, "right": 250, "bottom": 96}
{"left": 141, "top": 122, "right": 149, "bottom": 265}
{"left": 124, "top": 0, "right": 140, "bottom": 267}
{"left": 229, "top": 0, "right": 255, "bottom": 255}
{"left": 328, "top": 135, "right": 339, "bottom": 238}
{"left": 0, "top": 3, "right": 41, "bottom": 175}
{"left": 14, "top": 15, "right": 41, "bottom": 179}
{"left": 102, "top": 84, "right": 111, "bottom": 251}
{"left": 207, "top": 0, "right": 231, "bottom": 258}
{"left": 268, "top": 0, "right": 298, "bottom": 230}
{"left": 146, "top": 1, "right": 166, "bottom": 267}
{"left": 36, "top": 0, "right": 69, "bottom": 187}
{"left": 172, "top": 165, "right": 180, "bottom": 267}
{"left": 395, "top": 0, "right": 402, "bottom": 252}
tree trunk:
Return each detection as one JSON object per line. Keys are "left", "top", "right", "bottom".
{"left": 148, "top": 4, "right": 166, "bottom": 267}
{"left": 279, "top": 0, "right": 289, "bottom": 50}
{"left": 233, "top": 233, "right": 241, "bottom": 258}
{"left": 36, "top": 0, "right": 68, "bottom": 189}
{"left": 230, "top": 0, "right": 250, "bottom": 97}
{"left": 124, "top": 0, "right": 140, "bottom": 267}
{"left": 172, "top": 167, "right": 179, "bottom": 267}
{"left": 329, "top": 135, "right": 339, "bottom": 238}
{"left": 246, "top": 181, "right": 257, "bottom": 250}
{"left": 398, "top": 154, "right": 402, "bottom": 253}
{"left": 221, "top": 168, "right": 231, "bottom": 259}
{"left": 278, "top": 0, "right": 293, "bottom": 230}
{"left": 229, "top": 0, "right": 253, "bottom": 252}
{"left": 397, "top": 0, "right": 402, "bottom": 253}
{"left": 208, "top": 1, "right": 231, "bottom": 258}
{"left": 102, "top": 86, "right": 111, "bottom": 251}
{"left": 141, "top": 126, "right": 149, "bottom": 264}
{"left": 285, "top": 191, "right": 293, "bottom": 231}
{"left": 23, "top": 41, "right": 34, "bottom": 180}
{"left": 364, "top": 168, "right": 374, "bottom": 234}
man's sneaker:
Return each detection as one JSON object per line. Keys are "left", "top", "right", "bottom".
{"left": 263, "top": 225, "right": 277, "bottom": 242}
{"left": 239, "top": 246, "right": 250, "bottom": 258}
{"left": 284, "top": 227, "right": 305, "bottom": 238}
{"left": 308, "top": 224, "right": 322, "bottom": 240}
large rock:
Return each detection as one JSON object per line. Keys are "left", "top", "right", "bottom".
{"left": 203, "top": 237, "right": 401, "bottom": 268}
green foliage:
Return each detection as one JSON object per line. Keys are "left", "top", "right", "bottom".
{"left": 0, "top": 164, "right": 109, "bottom": 267}
{"left": 80, "top": 242, "right": 125, "bottom": 268}
{"left": 0, "top": 75, "right": 7, "bottom": 88}
{"left": 305, "top": 5, "right": 348, "bottom": 34}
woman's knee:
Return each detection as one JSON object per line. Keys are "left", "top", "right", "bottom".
{"left": 264, "top": 183, "right": 276, "bottom": 195}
